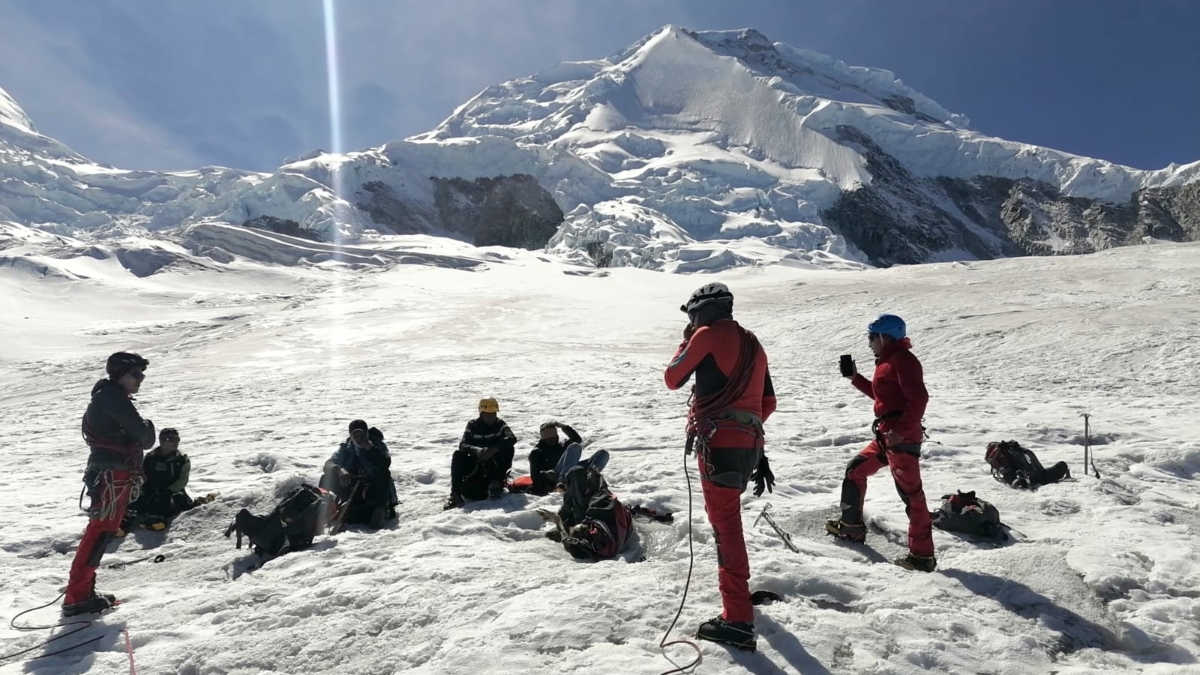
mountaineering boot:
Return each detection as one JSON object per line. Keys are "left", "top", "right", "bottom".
{"left": 695, "top": 616, "right": 757, "bottom": 652}
{"left": 443, "top": 493, "right": 465, "bottom": 511}
{"left": 487, "top": 480, "right": 504, "bottom": 500}
{"left": 368, "top": 506, "right": 386, "bottom": 529}
{"left": 62, "top": 591, "right": 118, "bottom": 617}
{"left": 826, "top": 519, "right": 866, "bottom": 543}
{"left": 894, "top": 553, "right": 937, "bottom": 572}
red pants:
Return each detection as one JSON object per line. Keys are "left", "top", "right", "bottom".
{"left": 840, "top": 441, "right": 934, "bottom": 557}
{"left": 697, "top": 437, "right": 759, "bottom": 624}
{"left": 66, "top": 470, "right": 136, "bottom": 605}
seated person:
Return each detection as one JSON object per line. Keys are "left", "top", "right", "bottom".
{"left": 444, "top": 398, "right": 517, "bottom": 510}
{"left": 528, "top": 421, "right": 582, "bottom": 496}
{"left": 550, "top": 465, "right": 633, "bottom": 561}
{"left": 122, "top": 427, "right": 192, "bottom": 532}
{"left": 319, "top": 419, "right": 398, "bottom": 528}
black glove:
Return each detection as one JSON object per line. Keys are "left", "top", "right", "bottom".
{"left": 683, "top": 322, "right": 696, "bottom": 341}
{"left": 751, "top": 455, "right": 775, "bottom": 497}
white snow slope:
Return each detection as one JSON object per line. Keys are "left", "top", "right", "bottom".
{"left": 4, "top": 26, "right": 1200, "bottom": 272}
{"left": 1, "top": 233, "right": 1198, "bottom": 674}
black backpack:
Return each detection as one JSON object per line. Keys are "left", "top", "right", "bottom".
{"left": 225, "top": 484, "right": 337, "bottom": 557}
{"left": 931, "top": 490, "right": 1003, "bottom": 539}
{"left": 985, "top": 440, "right": 1070, "bottom": 489}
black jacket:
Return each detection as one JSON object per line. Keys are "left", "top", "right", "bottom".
{"left": 459, "top": 418, "right": 517, "bottom": 457}
{"left": 143, "top": 449, "right": 190, "bottom": 494}
{"left": 528, "top": 424, "right": 582, "bottom": 494}
{"left": 82, "top": 379, "right": 155, "bottom": 471}
{"left": 456, "top": 417, "right": 517, "bottom": 480}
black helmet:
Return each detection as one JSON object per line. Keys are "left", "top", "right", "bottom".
{"left": 680, "top": 282, "right": 733, "bottom": 314}
{"left": 106, "top": 352, "right": 149, "bottom": 379}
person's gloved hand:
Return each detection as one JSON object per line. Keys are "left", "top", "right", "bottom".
{"left": 478, "top": 446, "right": 497, "bottom": 462}
{"left": 338, "top": 467, "right": 352, "bottom": 486}
{"left": 683, "top": 322, "right": 696, "bottom": 341}
{"left": 751, "top": 455, "right": 775, "bottom": 497}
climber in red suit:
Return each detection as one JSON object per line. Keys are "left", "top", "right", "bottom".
{"left": 827, "top": 313, "right": 936, "bottom": 572}
{"left": 664, "top": 282, "right": 776, "bottom": 652}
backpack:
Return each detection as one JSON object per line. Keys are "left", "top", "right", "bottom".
{"left": 986, "top": 440, "right": 1070, "bottom": 489}
{"left": 224, "top": 484, "right": 337, "bottom": 557}
{"left": 986, "top": 440, "right": 1041, "bottom": 488}
{"left": 931, "top": 490, "right": 1003, "bottom": 539}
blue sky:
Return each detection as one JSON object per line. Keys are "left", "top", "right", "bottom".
{"left": 1, "top": 0, "right": 1196, "bottom": 172}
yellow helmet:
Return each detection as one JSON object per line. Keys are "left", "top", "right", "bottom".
{"left": 478, "top": 397, "right": 500, "bottom": 414}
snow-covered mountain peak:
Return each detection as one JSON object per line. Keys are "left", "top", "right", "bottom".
{"left": 1, "top": 28, "right": 1198, "bottom": 274}
{"left": 420, "top": 25, "right": 965, "bottom": 152}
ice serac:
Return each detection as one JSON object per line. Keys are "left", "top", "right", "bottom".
{"left": 1, "top": 25, "right": 1199, "bottom": 271}
{"left": 423, "top": 25, "right": 1200, "bottom": 268}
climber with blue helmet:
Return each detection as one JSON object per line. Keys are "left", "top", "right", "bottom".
{"left": 827, "top": 314, "right": 936, "bottom": 572}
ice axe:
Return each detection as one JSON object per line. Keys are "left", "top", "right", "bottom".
{"left": 326, "top": 480, "right": 363, "bottom": 535}
{"left": 1081, "top": 413, "right": 1101, "bottom": 479}
{"left": 753, "top": 503, "right": 799, "bottom": 554}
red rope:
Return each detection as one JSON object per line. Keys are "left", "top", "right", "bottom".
{"left": 121, "top": 629, "right": 138, "bottom": 675}
{"left": 688, "top": 324, "right": 761, "bottom": 429}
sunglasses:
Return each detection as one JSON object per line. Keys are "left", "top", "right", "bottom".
{"left": 127, "top": 370, "right": 146, "bottom": 381}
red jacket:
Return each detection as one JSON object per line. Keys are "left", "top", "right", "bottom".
{"left": 851, "top": 338, "right": 928, "bottom": 444}
{"left": 664, "top": 319, "right": 777, "bottom": 422}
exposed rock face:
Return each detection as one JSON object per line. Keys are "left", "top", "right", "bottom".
{"left": 353, "top": 181, "right": 429, "bottom": 235}
{"left": 243, "top": 215, "right": 322, "bottom": 242}
{"left": 821, "top": 126, "right": 1200, "bottom": 266}
{"left": 431, "top": 174, "right": 564, "bottom": 249}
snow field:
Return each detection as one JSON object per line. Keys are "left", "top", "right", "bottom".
{"left": 1, "top": 241, "right": 1198, "bottom": 674}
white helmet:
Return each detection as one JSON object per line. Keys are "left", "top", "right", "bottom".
{"left": 681, "top": 282, "right": 733, "bottom": 314}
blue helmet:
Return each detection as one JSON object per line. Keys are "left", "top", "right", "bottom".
{"left": 867, "top": 314, "right": 906, "bottom": 339}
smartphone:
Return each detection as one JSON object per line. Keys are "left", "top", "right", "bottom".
{"left": 839, "top": 354, "right": 855, "bottom": 377}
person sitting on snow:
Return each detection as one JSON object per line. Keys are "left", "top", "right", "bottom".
{"left": 528, "top": 421, "right": 612, "bottom": 495}
{"left": 444, "top": 398, "right": 517, "bottom": 510}
{"left": 320, "top": 419, "right": 398, "bottom": 529}
{"left": 120, "top": 428, "right": 204, "bottom": 533}
{"left": 528, "top": 421, "right": 582, "bottom": 495}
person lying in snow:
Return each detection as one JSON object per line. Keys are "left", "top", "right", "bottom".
{"left": 119, "top": 427, "right": 215, "bottom": 534}
{"left": 319, "top": 419, "right": 398, "bottom": 529}
{"left": 546, "top": 464, "right": 633, "bottom": 560}
{"left": 444, "top": 398, "right": 517, "bottom": 510}
{"left": 541, "top": 463, "right": 672, "bottom": 561}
